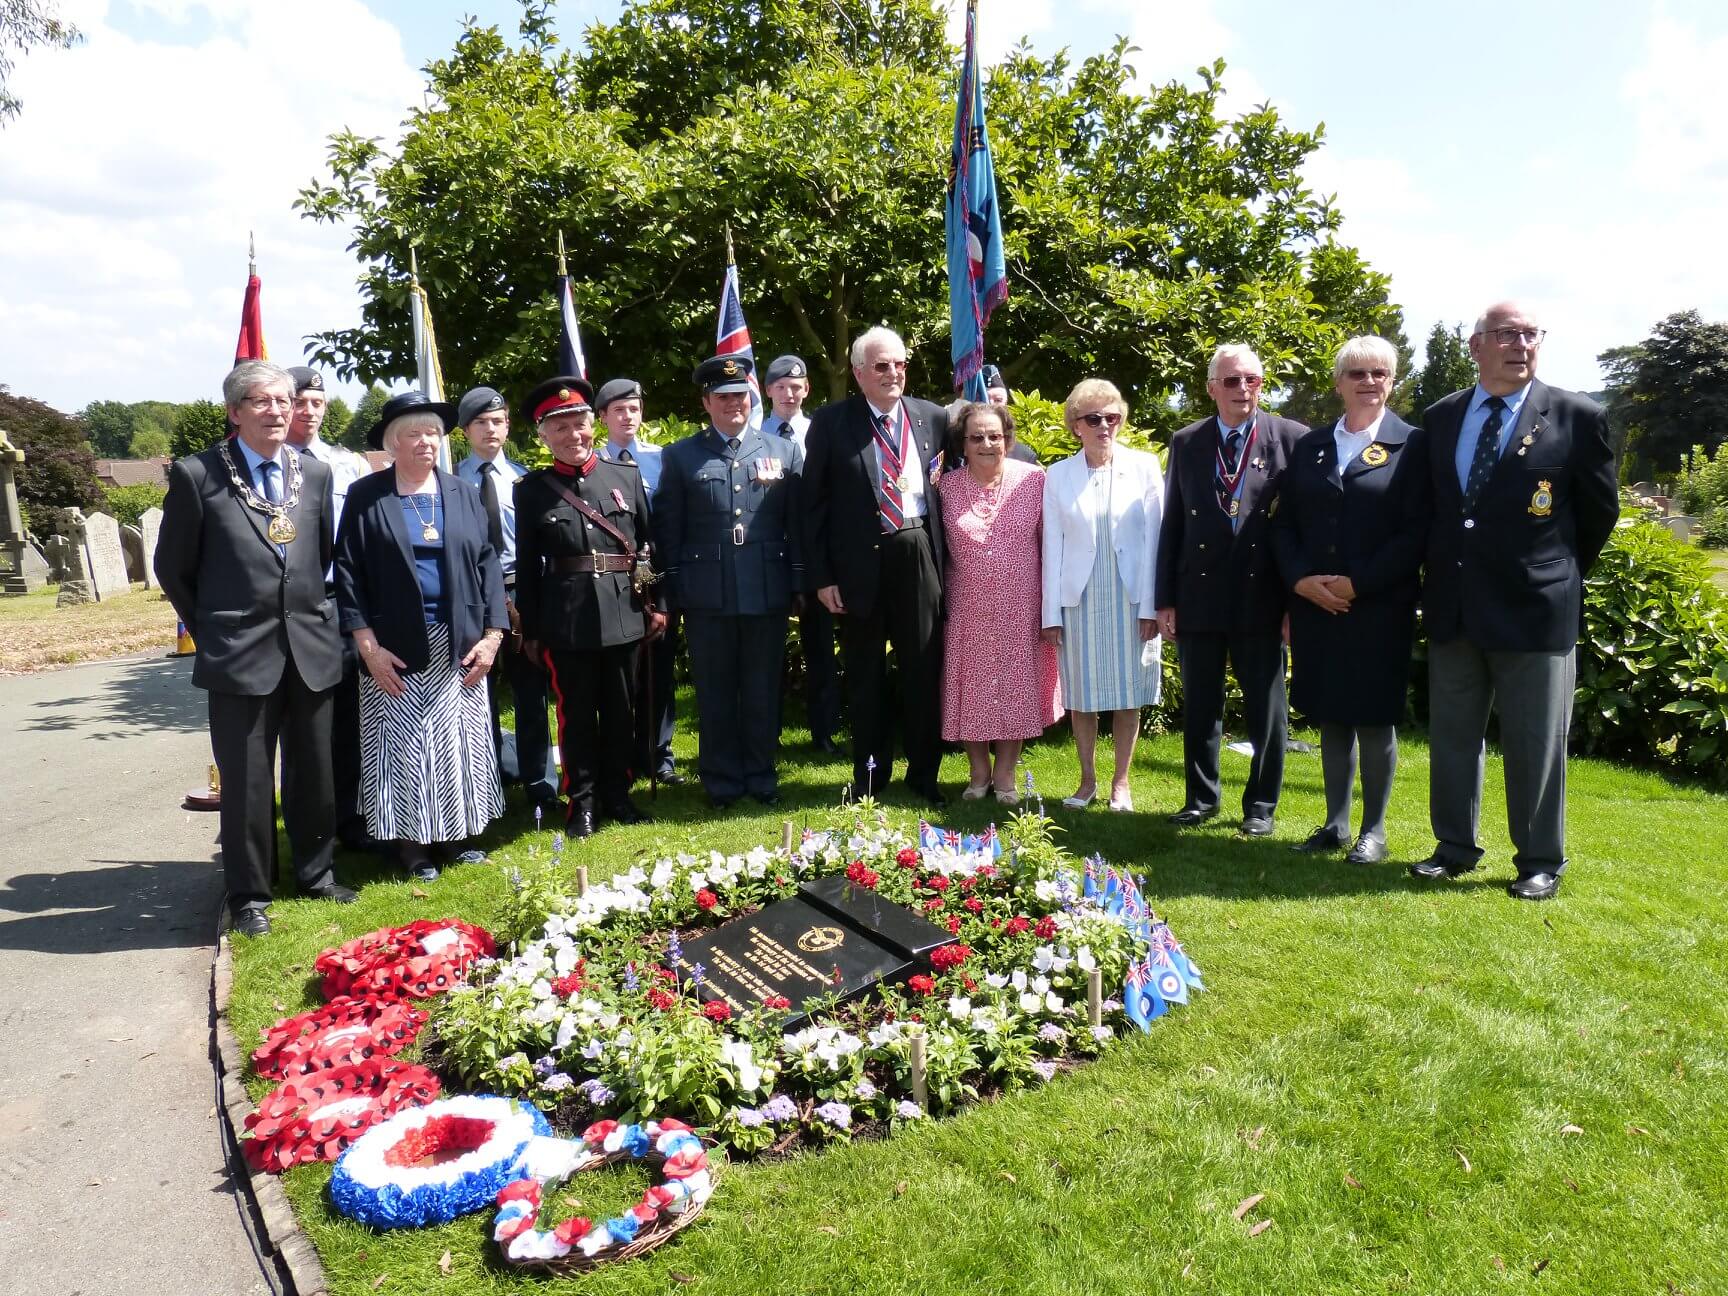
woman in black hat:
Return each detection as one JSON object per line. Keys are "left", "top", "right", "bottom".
{"left": 333, "top": 392, "right": 509, "bottom": 879}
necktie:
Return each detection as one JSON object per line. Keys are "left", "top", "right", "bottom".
{"left": 873, "top": 412, "right": 905, "bottom": 533}
{"left": 478, "top": 461, "right": 505, "bottom": 553}
{"left": 617, "top": 446, "right": 635, "bottom": 465}
{"left": 1216, "top": 428, "right": 1245, "bottom": 517}
{"left": 260, "top": 461, "right": 281, "bottom": 504}
{"left": 1223, "top": 429, "right": 1244, "bottom": 475}
{"left": 1462, "top": 396, "right": 1506, "bottom": 513}
{"left": 727, "top": 437, "right": 741, "bottom": 454}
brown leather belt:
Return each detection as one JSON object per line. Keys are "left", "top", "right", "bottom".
{"left": 552, "top": 553, "right": 634, "bottom": 574}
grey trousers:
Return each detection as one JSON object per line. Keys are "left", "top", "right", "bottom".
{"left": 1427, "top": 637, "right": 1575, "bottom": 876}
{"left": 1319, "top": 723, "right": 1397, "bottom": 842}
{"left": 684, "top": 612, "right": 789, "bottom": 801}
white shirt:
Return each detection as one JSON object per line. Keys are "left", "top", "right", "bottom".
{"left": 1332, "top": 409, "right": 1387, "bottom": 471}
{"left": 866, "top": 400, "right": 927, "bottom": 521}
{"left": 294, "top": 433, "right": 370, "bottom": 537}
{"left": 455, "top": 450, "right": 527, "bottom": 573}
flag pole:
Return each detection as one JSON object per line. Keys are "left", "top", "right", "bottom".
{"left": 557, "top": 229, "right": 568, "bottom": 278}
{"left": 248, "top": 230, "right": 256, "bottom": 278}
{"left": 724, "top": 221, "right": 736, "bottom": 268}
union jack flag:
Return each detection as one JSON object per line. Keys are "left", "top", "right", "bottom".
{"left": 715, "top": 261, "right": 762, "bottom": 417}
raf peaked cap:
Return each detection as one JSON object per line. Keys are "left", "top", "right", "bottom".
{"left": 523, "top": 376, "right": 597, "bottom": 426}
{"left": 764, "top": 354, "right": 806, "bottom": 385}
{"left": 456, "top": 386, "right": 507, "bottom": 429}
{"left": 286, "top": 366, "right": 324, "bottom": 394}
{"left": 981, "top": 363, "right": 1006, "bottom": 391}
{"left": 370, "top": 391, "right": 457, "bottom": 450}
{"left": 694, "top": 354, "right": 755, "bottom": 394}
{"left": 594, "top": 378, "right": 644, "bottom": 411}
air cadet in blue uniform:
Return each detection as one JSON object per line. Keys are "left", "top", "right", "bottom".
{"left": 653, "top": 355, "right": 804, "bottom": 808}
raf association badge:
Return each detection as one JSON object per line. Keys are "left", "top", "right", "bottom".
{"left": 1529, "top": 481, "right": 1554, "bottom": 517}
{"left": 1361, "top": 443, "right": 1389, "bottom": 467}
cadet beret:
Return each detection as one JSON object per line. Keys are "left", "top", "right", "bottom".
{"left": 522, "top": 376, "right": 597, "bottom": 426}
{"left": 286, "top": 366, "right": 324, "bottom": 394}
{"left": 371, "top": 391, "right": 457, "bottom": 450}
{"left": 456, "top": 386, "right": 507, "bottom": 429}
{"left": 694, "top": 354, "right": 755, "bottom": 394}
{"left": 981, "top": 363, "right": 1006, "bottom": 391}
{"left": 594, "top": 378, "right": 643, "bottom": 411}
{"left": 764, "top": 354, "right": 806, "bottom": 385}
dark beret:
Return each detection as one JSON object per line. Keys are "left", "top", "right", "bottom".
{"left": 981, "top": 363, "right": 1006, "bottom": 391}
{"left": 286, "top": 366, "right": 324, "bottom": 394}
{"left": 764, "top": 354, "right": 807, "bottom": 385}
{"left": 594, "top": 378, "right": 644, "bottom": 411}
{"left": 456, "top": 386, "right": 507, "bottom": 429}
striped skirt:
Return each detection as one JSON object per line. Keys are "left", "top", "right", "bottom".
{"left": 1057, "top": 519, "right": 1161, "bottom": 713}
{"left": 360, "top": 620, "right": 504, "bottom": 844}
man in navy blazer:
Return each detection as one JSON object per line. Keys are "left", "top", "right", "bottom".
{"left": 802, "top": 325, "right": 948, "bottom": 803}
{"left": 1156, "top": 344, "right": 1306, "bottom": 836}
{"left": 1410, "top": 302, "right": 1618, "bottom": 900}
{"left": 155, "top": 361, "right": 356, "bottom": 938}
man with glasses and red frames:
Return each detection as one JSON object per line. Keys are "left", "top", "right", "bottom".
{"left": 1409, "top": 301, "right": 1618, "bottom": 901}
{"left": 801, "top": 325, "right": 950, "bottom": 805}
{"left": 1156, "top": 344, "right": 1307, "bottom": 837}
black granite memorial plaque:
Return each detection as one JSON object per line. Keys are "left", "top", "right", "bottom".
{"left": 674, "top": 876, "right": 956, "bottom": 1024}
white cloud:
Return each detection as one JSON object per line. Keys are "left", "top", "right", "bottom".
{"left": 0, "top": 0, "right": 420, "bottom": 413}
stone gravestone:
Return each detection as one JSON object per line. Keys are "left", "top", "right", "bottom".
{"left": 139, "top": 506, "right": 164, "bottom": 590}
{"left": 1664, "top": 515, "right": 1700, "bottom": 544}
{"left": 0, "top": 427, "right": 46, "bottom": 595}
{"left": 82, "top": 510, "right": 130, "bottom": 600}
{"left": 56, "top": 509, "right": 96, "bottom": 605}
{"left": 43, "top": 534, "right": 69, "bottom": 582}
{"left": 675, "top": 875, "right": 956, "bottom": 1025}
{"left": 121, "top": 523, "right": 145, "bottom": 583}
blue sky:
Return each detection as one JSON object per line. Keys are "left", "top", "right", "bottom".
{"left": 4, "top": 0, "right": 1725, "bottom": 423}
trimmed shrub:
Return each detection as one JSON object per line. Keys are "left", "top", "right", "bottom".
{"left": 104, "top": 482, "right": 166, "bottom": 528}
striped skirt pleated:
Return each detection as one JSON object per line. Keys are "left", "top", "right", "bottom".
{"left": 1057, "top": 509, "right": 1161, "bottom": 713}
{"left": 360, "top": 620, "right": 504, "bottom": 844}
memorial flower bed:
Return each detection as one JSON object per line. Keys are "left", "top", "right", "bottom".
{"left": 433, "top": 806, "right": 1202, "bottom": 1156}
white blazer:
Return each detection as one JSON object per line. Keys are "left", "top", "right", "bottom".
{"left": 1040, "top": 444, "right": 1164, "bottom": 629}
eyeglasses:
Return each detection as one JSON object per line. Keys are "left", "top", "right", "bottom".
{"left": 1482, "top": 327, "right": 1546, "bottom": 346}
{"left": 1217, "top": 374, "right": 1264, "bottom": 390}
{"left": 965, "top": 432, "right": 1005, "bottom": 444}
{"left": 1077, "top": 411, "right": 1123, "bottom": 429}
{"left": 869, "top": 359, "right": 909, "bottom": 374}
{"left": 243, "top": 395, "right": 293, "bottom": 411}
{"left": 1345, "top": 368, "right": 1392, "bottom": 381}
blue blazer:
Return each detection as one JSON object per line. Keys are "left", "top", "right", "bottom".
{"left": 334, "top": 466, "right": 508, "bottom": 672}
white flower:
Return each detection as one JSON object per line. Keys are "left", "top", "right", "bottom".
{"left": 554, "top": 1015, "right": 579, "bottom": 1051}
{"left": 650, "top": 860, "right": 676, "bottom": 891}
{"left": 946, "top": 995, "right": 972, "bottom": 1021}
{"left": 1033, "top": 879, "right": 1061, "bottom": 903}
{"left": 984, "top": 972, "right": 1010, "bottom": 990}
{"left": 1019, "top": 991, "right": 1043, "bottom": 1014}
{"left": 689, "top": 870, "right": 710, "bottom": 894}
{"left": 721, "top": 1039, "right": 763, "bottom": 1093}
{"left": 1031, "top": 975, "right": 1050, "bottom": 996}
{"left": 1075, "top": 946, "right": 1097, "bottom": 973}
{"left": 1010, "top": 968, "right": 1028, "bottom": 992}
{"left": 744, "top": 846, "right": 773, "bottom": 877}
{"left": 581, "top": 1038, "right": 605, "bottom": 1061}
{"left": 866, "top": 1022, "right": 904, "bottom": 1048}
{"left": 1044, "top": 990, "right": 1064, "bottom": 1013}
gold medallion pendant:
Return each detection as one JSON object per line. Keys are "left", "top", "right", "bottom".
{"left": 1528, "top": 481, "right": 1554, "bottom": 517}
{"left": 1228, "top": 497, "right": 1240, "bottom": 517}
{"left": 895, "top": 472, "right": 912, "bottom": 492}
{"left": 267, "top": 512, "right": 298, "bottom": 544}
{"left": 1361, "top": 443, "right": 1389, "bottom": 467}
{"left": 421, "top": 525, "right": 440, "bottom": 542}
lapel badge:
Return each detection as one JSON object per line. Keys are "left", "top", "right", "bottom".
{"left": 1528, "top": 480, "right": 1553, "bottom": 517}
{"left": 611, "top": 487, "right": 627, "bottom": 510}
{"left": 1361, "top": 443, "right": 1389, "bottom": 467}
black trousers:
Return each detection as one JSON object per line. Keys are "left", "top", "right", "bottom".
{"left": 634, "top": 620, "right": 679, "bottom": 776}
{"left": 546, "top": 643, "right": 637, "bottom": 817}
{"left": 840, "top": 525, "right": 943, "bottom": 795}
{"left": 207, "top": 657, "right": 336, "bottom": 913}
{"left": 488, "top": 639, "right": 555, "bottom": 803}
{"left": 331, "top": 640, "right": 366, "bottom": 844}
{"left": 799, "top": 602, "right": 842, "bottom": 744}
{"left": 685, "top": 611, "right": 788, "bottom": 800}
{"left": 1177, "top": 629, "right": 1287, "bottom": 819}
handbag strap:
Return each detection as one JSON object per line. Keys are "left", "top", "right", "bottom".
{"left": 544, "top": 474, "right": 637, "bottom": 562}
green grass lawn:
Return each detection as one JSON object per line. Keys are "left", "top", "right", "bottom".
{"left": 1707, "top": 548, "right": 1728, "bottom": 595}
{"left": 231, "top": 714, "right": 1728, "bottom": 1296}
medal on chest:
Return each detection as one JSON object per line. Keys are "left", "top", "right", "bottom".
{"left": 1361, "top": 443, "right": 1389, "bottom": 467}
{"left": 267, "top": 512, "right": 298, "bottom": 543}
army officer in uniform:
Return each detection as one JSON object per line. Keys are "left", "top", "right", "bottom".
{"left": 513, "top": 377, "right": 666, "bottom": 837}
{"left": 654, "top": 355, "right": 804, "bottom": 808}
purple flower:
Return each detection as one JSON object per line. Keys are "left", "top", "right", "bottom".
{"left": 1023, "top": 766, "right": 1034, "bottom": 795}
{"left": 814, "top": 1101, "right": 852, "bottom": 1130}
{"left": 1101, "top": 998, "right": 1123, "bottom": 1014}
{"left": 541, "top": 1072, "right": 575, "bottom": 1093}
{"left": 761, "top": 1094, "right": 799, "bottom": 1123}
{"left": 733, "top": 1107, "right": 766, "bottom": 1129}
{"left": 534, "top": 804, "right": 543, "bottom": 833}
{"left": 1038, "top": 1023, "right": 1066, "bottom": 1043}
{"left": 1030, "top": 1059, "right": 1058, "bottom": 1082}
{"left": 1090, "top": 1025, "right": 1113, "bottom": 1043}
{"left": 552, "top": 830, "right": 564, "bottom": 856}
{"left": 667, "top": 931, "right": 683, "bottom": 965}
{"left": 855, "top": 1079, "right": 878, "bottom": 1101}
{"left": 623, "top": 962, "right": 640, "bottom": 992}
{"left": 533, "top": 1054, "right": 558, "bottom": 1078}
{"left": 578, "top": 1078, "right": 614, "bottom": 1105}
{"left": 895, "top": 1099, "right": 924, "bottom": 1120}
{"left": 691, "top": 961, "right": 705, "bottom": 988}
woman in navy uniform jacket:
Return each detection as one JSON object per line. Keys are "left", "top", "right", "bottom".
{"left": 1272, "top": 336, "right": 1430, "bottom": 864}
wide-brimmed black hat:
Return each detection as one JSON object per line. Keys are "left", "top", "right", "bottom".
{"left": 370, "top": 391, "right": 457, "bottom": 450}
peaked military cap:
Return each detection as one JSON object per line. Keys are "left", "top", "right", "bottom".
{"left": 523, "top": 376, "right": 597, "bottom": 426}
{"left": 694, "top": 354, "right": 755, "bottom": 394}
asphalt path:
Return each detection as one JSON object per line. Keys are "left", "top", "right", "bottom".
{"left": 0, "top": 652, "right": 270, "bottom": 1294}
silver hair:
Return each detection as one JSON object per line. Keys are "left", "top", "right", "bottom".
{"left": 381, "top": 411, "right": 448, "bottom": 452}
{"left": 850, "top": 325, "right": 907, "bottom": 368}
{"left": 223, "top": 360, "right": 294, "bottom": 409}
{"left": 1206, "top": 344, "right": 1263, "bottom": 382}
{"left": 1332, "top": 335, "right": 1399, "bottom": 382}
{"left": 1471, "top": 300, "right": 1538, "bottom": 335}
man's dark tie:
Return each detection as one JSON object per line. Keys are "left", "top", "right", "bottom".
{"left": 1462, "top": 396, "right": 1506, "bottom": 513}
{"left": 617, "top": 446, "right": 635, "bottom": 465}
{"left": 727, "top": 437, "right": 741, "bottom": 454}
{"left": 1223, "top": 429, "right": 1244, "bottom": 476}
{"left": 478, "top": 461, "right": 505, "bottom": 553}
{"left": 260, "top": 461, "right": 281, "bottom": 503}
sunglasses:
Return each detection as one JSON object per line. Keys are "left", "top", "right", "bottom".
{"left": 1217, "top": 374, "right": 1263, "bottom": 390}
{"left": 1346, "top": 368, "right": 1391, "bottom": 381}
{"left": 869, "top": 359, "right": 909, "bottom": 374}
{"left": 965, "top": 432, "right": 1005, "bottom": 444}
{"left": 1077, "top": 411, "right": 1123, "bottom": 429}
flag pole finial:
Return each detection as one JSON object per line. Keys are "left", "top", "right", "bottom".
{"left": 248, "top": 230, "right": 256, "bottom": 277}
{"left": 556, "top": 230, "right": 568, "bottom": 278}
{"left": 408, "top": 244, "right": 420, "bottom": 284}
{"left": 724, "top": 222, "right": 736, "bottom": 268}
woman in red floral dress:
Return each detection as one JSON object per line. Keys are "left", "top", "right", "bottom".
{"left": 938, "top": 403, "right": 1063, "bottom": 802}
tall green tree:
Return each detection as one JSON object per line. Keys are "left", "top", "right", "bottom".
{"left": 342, "top": 383, "right": 391, "bottom": 452}
{"left": 79, "top": 399, "right": 137, "bottom": 457}
{"left": 0, "top": 383, "right": 101, "bottom": 534}
{"left": 0, "top": 0, "right": 79, "bottom": 125}
{"left": 127, "top": 420, "right": 171, "bottom": 459}
{"left": 169, "top": 400, "right": 228, "bottom": 459}
{"left": 1599, "top": 309, "right": 1728, "bottom": 479}
{"left": 297, "top": 1, "right": 1402, "bottom": 433}
{"left": 322, "top": 394, "right": 354, "bottom": 447}
{"left": 1399, "top": 321, "right": 1476, "bottom": 418}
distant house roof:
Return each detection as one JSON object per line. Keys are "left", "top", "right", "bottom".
{"left": 95, "top": 457, "right": 171, "bottom": 488}
{"left": 364, "top": 451, "right": 391, "bottom": 473}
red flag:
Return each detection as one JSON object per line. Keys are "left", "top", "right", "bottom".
{"left": 235, "top": 271, "right": 267, "bottom": 363}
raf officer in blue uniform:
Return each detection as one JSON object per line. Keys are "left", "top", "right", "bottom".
{"left": 653, "top": 355, "right": 804, "bottom": 808}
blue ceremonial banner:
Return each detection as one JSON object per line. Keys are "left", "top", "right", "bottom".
{"left": 557, "top": 275, "right": 588, "bottom": 381}
{"left": 945, "top": 0, "right": 1007, "bottom": 400}
{"left": 716, "top": 256, "right": 763, "bottom": 419}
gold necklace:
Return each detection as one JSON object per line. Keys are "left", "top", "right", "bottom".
{"left": 222, "top": 443, "right": 302, "bottom": 543}
{"left": 402, "top": 489, "right": 440, "bottom": 542}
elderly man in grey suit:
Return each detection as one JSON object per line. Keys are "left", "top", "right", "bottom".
{"left": 1410, "top": 302, "right": 1619, "bottom": 900}
{"left": 155, "top": 360, "right": 357, "bottom": 937}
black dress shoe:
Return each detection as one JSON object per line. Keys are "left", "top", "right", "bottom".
{"left": 1291, "top": 826, "right": 1345, "bottom": 853}
{"left": 233, "top": 906, "right": 271, "bottom": 938}
{"left": 1168, "top": 806, "right": 1218, "bottom": 827}
{"left": 338, "top": 831, "right": 382, "bottom": 853}
{"left": 606, "top": 799, "right": 652, "bottom": 825}
{"left": 1239, "top": 816, "right": 1275, "bottom": 838}
{"left": 411, "top": 863, "right": 441, "bottom": 883}
{"left": 1507, "top": 871, "right": 1561, "bottom": 900}
{"left": 709, "top": 795, "right": 737, "bottom": 812}
{"left": 568, "top": 809, "right": 597, "bottom": 839}
{"left": 907, "top": 782, "right": 947, "bottom": 808}
{"left": 813, "top": 736, "right": 843, "bottom": 756}
{"left": 305, "top": 882, "right": 359, "bottom": 904}
{"left": 1345, "top": 834, "right": 1387, "bottom": 865}
{"left": 655, "top": 768, "right": 687, "bottom": 786}
{"left": 751, "top": 791, "right": 781, "bottom": 808}
{"left": 1408, "top": 853, "right": 1479, "bottom": 880}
